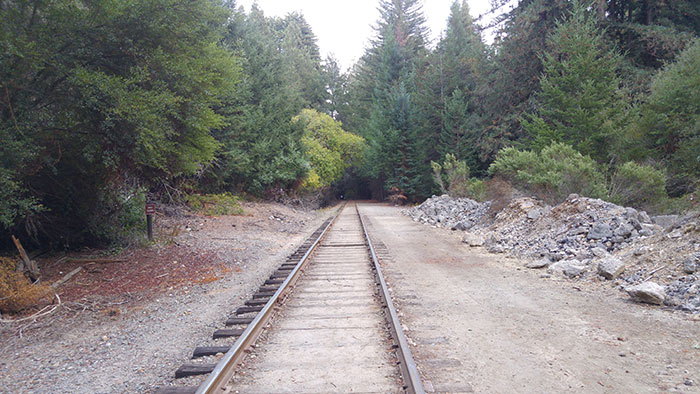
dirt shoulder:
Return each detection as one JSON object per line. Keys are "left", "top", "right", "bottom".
{"left": 360, "top": 203, "right": 700, "bottom": 394}
{"left": 0, "top": 201, "right": 334, "bottom": 394}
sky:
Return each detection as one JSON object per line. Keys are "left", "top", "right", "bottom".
{"left": 235, "top": 0, "right": 512, "bottom": 71}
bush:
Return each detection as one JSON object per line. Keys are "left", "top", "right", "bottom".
{"left": 89, "top": 186, "right": 148, "bottom": 246}
{"left": 610, "top": 162, "right": 668, "bottom": 210}
{"left": 431, "top": 154, "right": 486, "bottom": 201}
{"left": 488, "top": 142, "right": 606, "bottom": 202}
{"left": 186, "top": 193, "right": 244, "bottom": 216}
{"left": 0, "top": 257, "right": 52, "bottom": 314}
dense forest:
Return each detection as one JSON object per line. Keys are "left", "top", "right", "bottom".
{"left": 2, "top": 0, "right": 699, "bottom": 248}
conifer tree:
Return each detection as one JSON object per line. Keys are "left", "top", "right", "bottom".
{"left": 433, "top": 1, "right": 486, "bottom": 172}
{"left": 350, "top": 0, "right": 429, "bottom": 200}
{"left": 523, "top": 0, "right": 627, "bottom": 162}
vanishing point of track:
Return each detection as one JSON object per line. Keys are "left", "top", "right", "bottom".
{"left": 156, "top": 203, "right": 424, "bottom": 393}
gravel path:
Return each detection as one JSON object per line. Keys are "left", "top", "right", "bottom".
{"left": 0, "top": 202, "right": 333, "bottom": 394}
{"left": 361, "top": 203, "right": 700, "bottom": 393}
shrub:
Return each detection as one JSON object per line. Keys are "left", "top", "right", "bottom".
{"left": 431, "top": 154, "right": 487, "bottom": 201}
{"left": 488, "top": 142, "right": 606, "bottom": 202}
{"left": 610, "top": 162, "right": 668, "bottom": 210}
{"left": 0, "top": 257, "right": 52, "bottom": 314}
{"left": 83, "top": 185, "right": 148, "bottom": 246}
{"left": 186, "top": 193, "right": 244, "bottom": 216}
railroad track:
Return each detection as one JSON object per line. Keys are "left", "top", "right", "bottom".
{"left": 156, "top": 203, "right": 423, "bottom": 394}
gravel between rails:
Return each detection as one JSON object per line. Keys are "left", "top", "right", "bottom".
{"left": 0, "top": 202, "right": 334, "bottom": 394}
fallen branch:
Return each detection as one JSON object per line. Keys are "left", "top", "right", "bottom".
{"left": 643, "top": 265, "right": 667, "bottom": 282}
{"left": 0, "top": 293, "right": 61, "bottom": 324}
{"left": 67, "top": 257, "right": 127, "bottom": 264}
{"left": 51, "top": 267, "right": 83, "bottom": 288}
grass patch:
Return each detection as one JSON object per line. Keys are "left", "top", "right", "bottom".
{"left": 185, "top": 193, "right": 244, "bottom": 216}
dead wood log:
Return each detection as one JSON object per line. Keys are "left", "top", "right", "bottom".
{"left": 11, "top": 235, "right": 39, "bottom": 281}
{"left": 66, "top": 257, "right": 127, "bottom": 264}
{"left": 51, "top": 267, "right": 83, "bottom": 288}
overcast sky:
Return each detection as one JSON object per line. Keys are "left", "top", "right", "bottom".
{"left": 235, "top": 0, "right": 511, "bottom": 71}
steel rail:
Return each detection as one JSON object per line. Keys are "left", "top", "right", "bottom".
{"left": 194, "top": 205, "right": 343, "bottom": 394}
{"left": 356, "top": 203, "right": 425, "bottom": 394}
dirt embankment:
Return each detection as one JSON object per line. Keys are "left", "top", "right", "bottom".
{"left": 406, "top": 194, "right": 700, "bottom": 313}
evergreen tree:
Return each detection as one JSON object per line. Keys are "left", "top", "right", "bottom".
{"left": 277, "top": 13, "right": 326, "bottom": 109}
{"left": 0, "top": 0, "right": 240, "bottom": 244}
{"left": 207, "top": 5, "right": 307, "bottom": 196}
{"left": 523, "top": 1, "right": 627, "bottom": 162}
{"left": 351, "top": 0, "right": 430, "bottom": 200}
{"left": 636, "top": 39, "right": 700, "bottom": 196}
{"left": 320, "top": 55, "right": 349, "bottom": 122}
{"left": 431, "top": 1, "right": 486, "bottom": 173}
{"left": 480, "top": 0, "right": 571, "bottom": 162}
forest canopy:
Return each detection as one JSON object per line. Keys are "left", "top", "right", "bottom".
{"left": 1, "top": 0, "right": 699, "bottom": 248}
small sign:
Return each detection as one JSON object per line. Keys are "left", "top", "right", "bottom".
{"left": 145, "top": 204, "right": 156, "bottom": 215}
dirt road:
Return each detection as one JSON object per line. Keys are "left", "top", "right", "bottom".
{"left": 359, "top": 203, "right": 700, "bottom": 393}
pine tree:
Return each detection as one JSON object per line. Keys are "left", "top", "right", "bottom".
{"left": 435, "top": 1, "right": 486, "bottom": 172}
{"left": 637, "top": 39, "right": 700, "bottom": 195}
{"left": 523, "top": 0, "right": 627, "bottom": 162}
{"left": 349, "top": 0, "right": 429, "bottom": 200}
{"left": 320, "top": 55, "right": 349, "bottom": 122}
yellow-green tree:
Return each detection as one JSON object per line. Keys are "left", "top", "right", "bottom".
{"left": 293, "top": 109, "right": 366, "bottom": 191}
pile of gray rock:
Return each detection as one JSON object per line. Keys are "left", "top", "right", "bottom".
{"left": 404, "top": 195, "right": 491, "bottom": 231}
{"left": 404, "top": 193, "right": 700, "bottom": 312}
{"left": 478, "top": 195, "right": 659, "bottom": 263}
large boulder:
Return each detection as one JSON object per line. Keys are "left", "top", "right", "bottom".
{"left": 626, "top": 282, "right": 666, "bottom": 305}
{"left": 587, "top": 223, "right": 613, "bottom": 240}
{"left": 683, "top": 253, "right": 699, "bottom": 274}
{"left": 462, "top": 233, "right": 485, "bottom": 247}
{"left": 597, "top": 256, "right": 625, "bottom": 280}
{"left": 526, "top": 258, "right": 551, "bottom": 269}
{"left": 547, "top": 260, "right": 587, "bottom": 278}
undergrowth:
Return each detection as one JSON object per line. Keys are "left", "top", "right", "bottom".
{"left": 185, "top": 193, "right": 244, "bottom": 216}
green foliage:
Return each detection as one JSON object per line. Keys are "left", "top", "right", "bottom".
{"left": 636, "top": 39, "right": 700, "bottom": 196}
{"left": 204, "top": 6, "right": 326, "bottom": 197}
{"left": 293, "top": 109, "right": 366, "bottom": 191}
{"left": 349, "top": 0, "right": 431, "bottom": 200}
{"left": 489, "top": 142, "right": 607, "bottom": 202}
{"left": 524, "top": 1, "right": 627, "bottom": 162}
{"left": 1, "top": 0, "right": 241, "bottom": 245}
{"left": 431, "top": 154, "right": 485, "bottom": 201}
{"left": 89, "top": 186, "right": 147, "bottom": 246}
{"left": 609, "top": 162, "right": 668, "bottom": 210}
{"left": 186, "top": 193, "right": 244, "bottom": 216}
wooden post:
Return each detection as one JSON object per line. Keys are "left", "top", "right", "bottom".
{"left": 145, "top": 204, "right": 155, "bottom": 241}
{"left": 147, "top": 214, "right": 153, "bottom": 241}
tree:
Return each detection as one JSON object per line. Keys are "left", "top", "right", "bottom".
{"left": 418, "top": 1, "right": 487, "bottom": 173}
{"left": 277, "top": 13, "right": 326, "bottom": 109}
{"left": 480, "top": 0, "right": 571, "bottom": 162}
{"left": 349, "top": 0, "right": 430, "bottom": 200}
{"left": 320, "top": 55, "right": 349, "bottom": 122}
{"left": 636, "top": 39, "right": 700, "bottom": 195}
{"left": 523, "top": 0, "right": 627, "bottom": 162}
{"left": 293, "top": 109, "right": 366, "bottom": 191}
{"left": 206, "top": 5, "right": 308, "bottom": 196}
{"left": 0, "top": 0, "right": 240, "bottom": 245}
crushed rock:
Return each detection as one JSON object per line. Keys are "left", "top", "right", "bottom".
{"left": 404, "top": 194, "right": 700, "bottom": 313}
{"left": 404, "top": 195, "right": 490, "bottom": 231}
